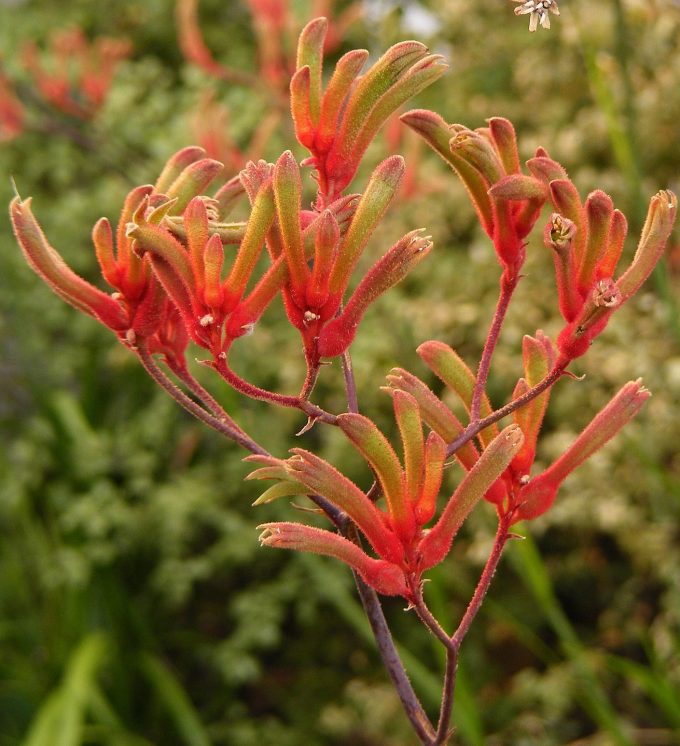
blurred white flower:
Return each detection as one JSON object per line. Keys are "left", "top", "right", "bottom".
{"left": 512, "top": 0, "right": 560, "bottom": 31}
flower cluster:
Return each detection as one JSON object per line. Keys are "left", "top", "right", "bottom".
{"left": 291, "top": 20, "right": 447, "bottom": 204}
{"left": 10, "top": 21, "right": 447, "bottom": 409}
{"left": 389, "top": 339, "right": 651, "bottom": 522}
{"left": 250, "top": 392, "right": 524, "bottom": 600}
{"left": 400, "top": 111, "right": 548, "bottom": 279}
{"left": 10, "top": 14, "right": 676, "bottom": 615}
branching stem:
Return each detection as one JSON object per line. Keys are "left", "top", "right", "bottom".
{"left": 136, "top": 344, "right": 267, "bottom": 455}
{"left": 212, "top": 353, "right": 338, "bottom": 425}
{"left": 447, "top": 363, "right": 566, "bottom": 458}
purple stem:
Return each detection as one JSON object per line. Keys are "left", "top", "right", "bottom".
{"left": 341, "top": 351, "right": 435, "bottom": 743}
{"left": 352, "top": 567, "right": 436, "bottom": 744}
{"left": 342, "top": 350, "right": 360, "bottom": 413}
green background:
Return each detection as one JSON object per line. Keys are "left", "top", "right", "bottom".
{"left": 1, "top": 0, "right": 679, "bottom": 743}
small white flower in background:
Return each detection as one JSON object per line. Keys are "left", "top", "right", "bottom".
{"left": 512, "top": 0, "right": 560, "bottom": 31}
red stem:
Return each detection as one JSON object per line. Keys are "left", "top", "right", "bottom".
{"left": 438, "top": 515, "right": 512, "bottom": 741}
{"left": 136, "top": 345, "right": 266, "bottom": 456}
{"left": 451, "top": 514, "right": 512, "bottom": 650}
{"left": 447, "top": 363, "right": 566, "bottom": 458}
{"left": 413, "top": 514, "right": 514, "bottom": 744}
{"left": 212, "top": 353, "right": 338, "bottom": 425}
{"left": 470, "top": 269, "right": 518, "bottom": 423}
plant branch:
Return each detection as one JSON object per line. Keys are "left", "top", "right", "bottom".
{"left": 170, "top": 361, "right": 243, "bottom": 428}
{"left": 211, "top": 353, "right": 338, "bottom": 425}
{"left": 447, "top": 363, "right": 566, "bottom": 458}
{"left": 423, "top": 513, "right": 513, "bottom": 743}
{"left": 451, "top": 513, "right": 512, "bottom": 650}
{"left": 136, "top": 344, "right": 267, "bottom": 455}
{"left": 342, "top": 349, "right": 359, "bottom": 413}
{"left": 470, "top": 270, "right": 518, "bottom": 423}
{"left": 411, "top": 585, "right": 453, "bottom": 651}
{"left": 352, "top": 563, "right": 437, "bottom": 744}
{"left": 434, "top": 650, "right": 458, "bottom": 746}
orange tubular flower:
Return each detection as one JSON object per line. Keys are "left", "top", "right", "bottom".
{"left": 248, "top": 389, "right": 524, "bottom": 601}
{"left": 265, "top": 150, "right": 433, "bottom": 369}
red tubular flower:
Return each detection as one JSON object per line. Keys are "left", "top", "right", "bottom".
{"left": 389, "top": 335, "right": 653, "bottom": 526}
{"left": 247, "top": 391, "right": 523, "bottom": 601}
{"left": 290, "top": 19, "right": 447, "bottom": 205}
{"left": 175, "top": 0, "right": 242, "bottom": 82}
{"left": 128, "top": 161, "right": 279, "bottom": 356}
{"left": 0, "top": 72, "right": 24, "bottom": 141}
{"left": 246, "top": 0, "right": 291, "bottom": 90}
{"left": 10, "top": 195, "right": 129, "bottom": 332}
{"left": 508, "top": 331, "right": 556, "bottom": 478}
{"left": 10, "top": 147, "right": 237, "bottom": 374}
{"left": 258, "top": 523, "right": 409, "bottom": 597}
{"left": 190, "top": 93, "right": 280, "bottom": 178}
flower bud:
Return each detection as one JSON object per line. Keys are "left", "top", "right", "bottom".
{"left": 258, "top": 523, "right": 408, "bottom": 597}
{"left": 337, "top": 413, "right": 413, "bottom": 539}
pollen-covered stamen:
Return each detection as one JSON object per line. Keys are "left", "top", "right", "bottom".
{"left": 303, "top": 310, "right": 320, "bottom": 326}
{"left": 549, "top": 213, "right": 576, "bottom": 248}
{"left": 592, "top": 278, "right": 621, "bottom": 308}
{"left": 199, "top": 313, "right": 214, "bottom": 327}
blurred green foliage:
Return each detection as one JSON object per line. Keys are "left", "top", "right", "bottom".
{"left": 1, "top": 0, "right": 679, "bottom": 744}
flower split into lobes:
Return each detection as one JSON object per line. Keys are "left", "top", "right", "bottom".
{"left": 538, "top": 184, "right": 677, "bottom": 365}
{"left": 290, "top": 18, "right": 448, "bottom": 204}
{"left": 247, "top": 390, "right": 523, "bottom": 600}
{"left": 400, "top": 110, "right": 548, "bottom": 276}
